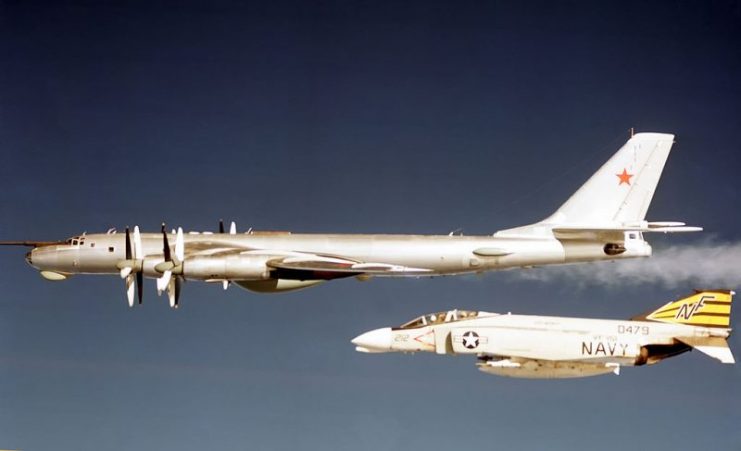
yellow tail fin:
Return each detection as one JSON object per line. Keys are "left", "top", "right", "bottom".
{"left": 635, "top": 290, "right": 734, "bottom": 328}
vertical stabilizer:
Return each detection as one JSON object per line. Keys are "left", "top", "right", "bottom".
{"left": 543, "top": 132, "right": 675, "bottom": 225}
{"left": 635, "top": 290, "right": 734, "bottom": 328}
{"left": 635, "top": 290, "right": 734, "bottom": 364}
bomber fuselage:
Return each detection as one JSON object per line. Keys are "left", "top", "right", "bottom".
{"left": 26, "top": 229, "right": 651, "bottom": 281}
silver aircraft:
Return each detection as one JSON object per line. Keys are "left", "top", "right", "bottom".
{"left": 1, "top": 133, "right": 700, "bottom": 307}
{"left": 352, "top": 290, "right": 735, "bottom": 378}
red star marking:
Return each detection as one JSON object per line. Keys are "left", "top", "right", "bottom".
{"left": 616, "top": 168, "right": 634, "bottom": 185}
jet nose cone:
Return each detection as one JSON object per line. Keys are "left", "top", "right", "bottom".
{"left": 352, "top": 327, "right": 392, "bottom": 353}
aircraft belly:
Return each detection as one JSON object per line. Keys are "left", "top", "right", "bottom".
{"left": 477, "top": 359, "right": 619, "bottom": 379}
{"left": 483, "top": 239, "right": 564, "bottom": 269}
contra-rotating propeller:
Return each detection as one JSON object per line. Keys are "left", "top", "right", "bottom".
{"left": 115, "top": 226, "right": 144, "bottom": 307}
{"left": 154, "top": 223, "right": 184, "bottom": 308}
{"left": 219, "top": 219, "right": 237, "bottom": 235}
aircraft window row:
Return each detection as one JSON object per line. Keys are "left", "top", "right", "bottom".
{"left": 398, "top": 309, "right": 479, "bottom": 329}
{"left": 67, "top": 236, "right": 86, "bottom": 246}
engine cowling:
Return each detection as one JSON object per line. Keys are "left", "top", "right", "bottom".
{"left": 182, "top": 255, "right": 271, "bottom": 281}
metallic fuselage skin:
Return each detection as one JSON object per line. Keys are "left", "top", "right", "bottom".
{"left": 27, "top": 230, "right": 651, "bottom": 280}
{"left": 353, "top": 311, "right": 732, "bottom": 378}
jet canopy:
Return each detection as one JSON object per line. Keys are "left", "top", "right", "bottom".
{"left": 396, "top": 309, "right": 481, "bottom": 330}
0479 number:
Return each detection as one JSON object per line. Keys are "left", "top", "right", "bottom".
{"left": 618, "top": 325, "right": 649, "bottom": 335}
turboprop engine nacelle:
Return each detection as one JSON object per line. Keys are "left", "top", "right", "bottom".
{"left": 182, "top": 254, "right": 271, "bottom": 281}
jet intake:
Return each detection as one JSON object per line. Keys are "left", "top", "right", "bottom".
{"left": 183, "top": 255, "right": 271, "bottom": 281}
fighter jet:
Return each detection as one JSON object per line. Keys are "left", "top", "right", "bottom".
{"left": 352, "top": 290, "right": 735, "bottom": 378}
{"left": 1, "top": 133, "right": 700, "bottom": 307}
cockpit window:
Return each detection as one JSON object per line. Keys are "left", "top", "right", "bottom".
{"left": 397, "top": 309, "right": 479, "bottom": 329}
{"left": 399, "top": 316, "right": 427, "bottom": 329}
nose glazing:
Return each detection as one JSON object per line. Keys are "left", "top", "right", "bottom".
{"left": 25, "top": 251, "right": 33, "bottom": 265}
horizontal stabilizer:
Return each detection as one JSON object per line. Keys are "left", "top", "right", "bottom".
{"left": 676, "top": 336, "right": 735, "bottom": 364}
{"left": 552, "top": 222, "right": 702, "bottom": 235}
{"left": 549, "top": 222, "right": 702, "bottom": 241}
{"left": 644, "top": 226, "right": 703, "bottom": 233}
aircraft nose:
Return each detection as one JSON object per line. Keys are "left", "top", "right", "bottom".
{"left": 351, "top": 327, "right": 392, "bottom": 353}
{"left": 25, "top": 250, "right": 34, "bottom": 267}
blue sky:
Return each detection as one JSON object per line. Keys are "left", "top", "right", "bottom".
{"left": 0, "top": 1, "right": 739, "bottom": 450}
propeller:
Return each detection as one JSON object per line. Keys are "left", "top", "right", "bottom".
{"left": 155, "top": 224, "right": 184, "bottom": 308}
{"left": 116, "top": 226, "right": 143, "bottom": 307}
{"left": 219, "top": 219, "right": 237, "bottom": 235}
{"left": 218, "top": 219, "right": 236, "bottom": 290}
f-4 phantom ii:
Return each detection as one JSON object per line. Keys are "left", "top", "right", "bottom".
{"left": 352, "top": 290, "right": 735, "bottom": 378}
{"left": 1, "top": 133, "right": 700, "bottom": 307}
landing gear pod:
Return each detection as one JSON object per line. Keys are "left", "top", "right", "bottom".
{"left": 40, "top": 270, "right": 68, "bottom": 281}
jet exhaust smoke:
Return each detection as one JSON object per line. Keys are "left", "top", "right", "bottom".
{"left": 513, "top": 241, "right": 741, "bottom": 289}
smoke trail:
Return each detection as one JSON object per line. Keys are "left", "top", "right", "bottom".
{"left": 512, "top": 241, "right": 741, "bottom": 289}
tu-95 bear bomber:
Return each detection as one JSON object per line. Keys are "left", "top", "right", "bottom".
{"left": 1, "top": 133, "right": 700, "bottom": 307}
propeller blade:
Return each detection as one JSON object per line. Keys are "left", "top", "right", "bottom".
{"left": 157, "top": 223, "right": 174, "bottom": 296}
{"left": 125, "top": 227, "right": 132, "bottom": 260}
{"left": 167, "top": 277, "right": 181, "bottom": 308}
{"left": 133, "top": 226, "right": 142, "bottom": 259}
{"left": 136, "top": 270, "right": 143, "bottom": 305}
{"left": 167, "top": 281, "right": 175, "bottom": 307}
{"left": 120, "top": 267, "right": 132, "bottom": 278}
{"left": 175, "top": 227, "right": 184, "bottom": 262}
{"left": 229, "top": 221, "right": 236, "bottom": 234}
{"left": 161, "top": 223, "right": 171, "bottom": 262}
{"left": 175, "top": 278, "right": 181, "bottom": 307}
{"left": 126, "top": 274, "right": 135, "bottom": 307}
{"left": 219, "top": 219, "right": 225, "bottom": 234}
{"left": 222, "top": 280, "right": 229, "bottom": 290}
{"left": 157, "top": 270, "right": 171, "bottom": 294}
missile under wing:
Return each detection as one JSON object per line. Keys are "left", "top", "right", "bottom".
{"left": 352, "top": 290, "right": 735, "bottom": 379}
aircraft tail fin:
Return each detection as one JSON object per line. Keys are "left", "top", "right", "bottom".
{"left": 633, "top": 290, "right": 734, "bottom": 329}
{"left": 543, "top": 132, "right": 675, "bottom": 225}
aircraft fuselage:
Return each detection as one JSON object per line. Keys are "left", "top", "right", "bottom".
{"left": 26, "top": 229, "right": 651, "bottom": 280}
{"left": 352, "top": 290, "right": 735, "bottom": 378}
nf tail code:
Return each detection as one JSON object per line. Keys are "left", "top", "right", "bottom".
{"left": 644, "top": 290, "right": 733, "bottom": 328}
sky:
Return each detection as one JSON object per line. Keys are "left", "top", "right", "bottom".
{"left": 0, "top": 1, "right": 740, "bottom": 450}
